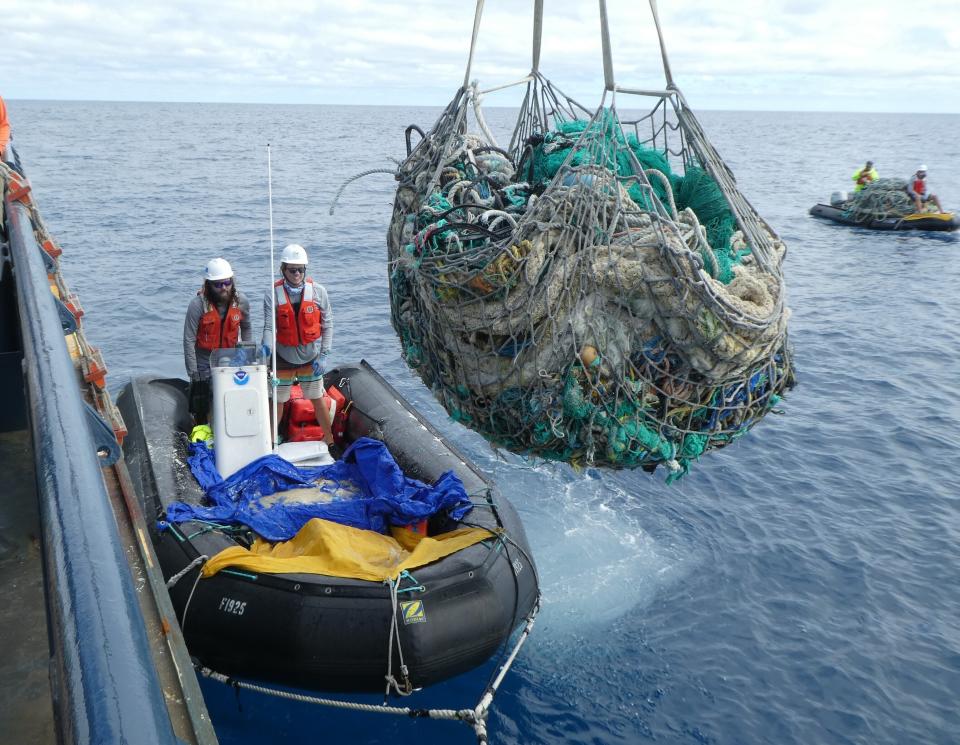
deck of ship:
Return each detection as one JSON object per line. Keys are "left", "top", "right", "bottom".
{"left": 0, "top": 430, "right": 54, "bottom": 742}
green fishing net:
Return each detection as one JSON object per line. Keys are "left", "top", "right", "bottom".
{"left": 387, "top": 77, "right": 794, "bottom": 480}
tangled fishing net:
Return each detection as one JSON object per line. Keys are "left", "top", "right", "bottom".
{"left": 840, "top": 178, "right": 916, "bottom": 222}
{"left": 380, "top": 7, "right": 794, "bottom": 481}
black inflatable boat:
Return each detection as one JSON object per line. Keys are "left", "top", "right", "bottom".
{"left": 809, "top": 203, "right": 958, "bottom": 232}
{"left": 118, "top": 360, "right": 539, "bottom": 693}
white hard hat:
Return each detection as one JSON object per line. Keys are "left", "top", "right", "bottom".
{"left": 204, "top": 257, "right": 234, "bottom": 281}
{"left": 918, "top": 164, "right": 928, "bottom": 172}
{"left": 280, "top": 243, "right": 309, "bottom": 266}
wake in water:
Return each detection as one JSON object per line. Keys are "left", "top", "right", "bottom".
{"left": 507, "top": 462, "right": 691, "bottom": 634}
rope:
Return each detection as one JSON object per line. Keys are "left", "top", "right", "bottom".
{"left": 165, "top": 554, "right": 209, "bottom": 588}
{"left": 196, "top": 599, "right": 541, "bottom": 745}
{"left": 198, "top": 666, "right": 484, "bottom": 731}
{"left": 841, "top": 178, "right": 915, "bottom": 223}
{"left": 531, "top": 0, "right": 543, "bottom": 74}
{"left": 383, "top": 575, "right": 414, "bottom": 698}
{"left": 599, "top": 0, "right": 615, "bottom": 91}
{"left": 463, "top": 0, "right": 485, "bottom": 89}
{"left": 469, "top": 81, "right": 500, "bottom": 151}
{"left": 647, "top": 0, "right": 676, "bottom": 88}
{"left": 329, "top": 167, "right": 397, "bottom": 215}
{"left": 166, "top": 554, "right": 208, "bottom": 636}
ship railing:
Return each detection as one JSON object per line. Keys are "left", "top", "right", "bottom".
{"left": 3, "top": 147, "right": 211, "bottom": 745}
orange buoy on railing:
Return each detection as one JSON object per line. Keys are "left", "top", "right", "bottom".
{"left": 41, "top": 237, "right": 62, "bottom": 259}
{"left": 64, "top": 292, "right": 84, "bottom": 321}
{"left": 80, "top": 346, "right": 108, "bottom": 388}
{"left": 93, "top": 385, "right": 127, "bottom": 445}
{"left": 6, "top": 169, "right": 31, "bottom": 203}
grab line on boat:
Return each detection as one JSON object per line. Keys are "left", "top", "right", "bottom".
{"left": 196, "top": 598, "right": 540, "bottom": 745}
{"left": 166, "top": 554, "right": 209, "bottom": 635}
{"left": 166, "top": 554, "right": 209, "bottom": 589}
{"left": 384, "top": 571, "right": 417, "bottom": 697}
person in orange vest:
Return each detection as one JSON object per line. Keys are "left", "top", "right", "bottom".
{"left": 183, "top": 258, "right": 252, "bottom": 422}
{"left": 261, "top": 243, "right": 334, "bottom": 445}
{"left": 0, "top": 95, "right": 11, "bottom": 157}
{"left": 905, "top": 165, "right": 943, "bottom": 213}
{"left": 0, "top": 97, "right": 10, "bottom": 160}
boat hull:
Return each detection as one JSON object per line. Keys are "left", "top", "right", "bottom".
{"left": 809, "top": 203, "right": 958, "bottom": 232}
{"left": 118, "top": 361, "right": 539, "bottom": 692}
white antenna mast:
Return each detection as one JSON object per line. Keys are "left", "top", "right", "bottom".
{"left": 267, "top": 144, "right": 279, "bottom": 452}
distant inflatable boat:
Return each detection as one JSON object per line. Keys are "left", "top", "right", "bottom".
{"left": 809, "top": 203, "right": 958, "bottom": 232}
{"left": 118, "top": 359, "right": 539, "bottom": 693}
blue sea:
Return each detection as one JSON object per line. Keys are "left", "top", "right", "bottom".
{"left": 8, "top": 100, "right": 960, "bottom": 744}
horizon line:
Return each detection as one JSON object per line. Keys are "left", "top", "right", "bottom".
{"left": 6, "top": 97, "right": 959, "bottom": 117}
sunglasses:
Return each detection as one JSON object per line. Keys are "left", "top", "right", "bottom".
{"left": 284, "top": 265, "right": 306, "bottom": 275}
{"left": 211, "top": 279, "right": 233, "bottom": 289}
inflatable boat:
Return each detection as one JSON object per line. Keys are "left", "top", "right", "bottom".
{"left": 117, "top": 358, "right": 539, "bottom": 693}
{"left": 809, "top": 203, "right": 958, "bottom": 232}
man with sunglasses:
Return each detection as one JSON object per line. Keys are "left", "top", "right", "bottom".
{"left": 261, "top": 243, "right": 335, "bottom": 445}
{"left": 183, "top": 257, "right": 252, "bottom": 422}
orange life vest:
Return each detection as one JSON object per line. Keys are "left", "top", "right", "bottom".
{"left": 912, "top": 177, "right": 926, "bottom": 196}
{"left": 274, "top": 279, "right": 322, "bottom": 346}
{"left": 196, "top": 291, "right": 243, "bottom": 351}
{"left": 284, "top": 383, "right": 348, "bottom": 444}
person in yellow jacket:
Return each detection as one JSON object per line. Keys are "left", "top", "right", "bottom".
{"left": 852, "top": 160, "right": 878, "bottom": 191}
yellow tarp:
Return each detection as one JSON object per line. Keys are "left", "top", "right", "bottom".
{"left": 903, "top": 212, "right": 954, "bottom": 222}
{"left": 202, "top": 517, "right": 494, "bottom": 582}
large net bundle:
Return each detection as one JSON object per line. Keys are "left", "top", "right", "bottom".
{"left": 842, "top": 178, "right": 914, "bottom": 222}
{"left": 385, "top": 16, "right": 794, "bottom": 480}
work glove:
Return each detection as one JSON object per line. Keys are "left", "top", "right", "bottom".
{"left": 312, "top": 355, "right": 326, "bottom": 378}
{"left": 260, "top": 344, "right": 271, "bottom": 360}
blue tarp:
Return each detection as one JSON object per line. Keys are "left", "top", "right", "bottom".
{"left": 164, "top": 437, "right": 472, "bottom": 542}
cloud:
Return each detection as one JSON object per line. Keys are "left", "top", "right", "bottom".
{"left": 2, "top": 0, "right": 958, "bottom": 112}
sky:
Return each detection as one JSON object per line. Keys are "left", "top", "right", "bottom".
{"left": 1, "top": 0, "right": 959, "bottom": 113}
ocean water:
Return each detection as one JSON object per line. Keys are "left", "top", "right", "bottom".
{"left": 8, "top": 99, "right": 960, "bottom": 745}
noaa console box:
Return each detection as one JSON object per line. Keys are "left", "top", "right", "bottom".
{"left": 210, "top": 345, "right": 271, "bottom": 478}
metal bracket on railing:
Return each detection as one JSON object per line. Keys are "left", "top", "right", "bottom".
{"left": 56, "top": 297, "right": 78, "bottom": 334}
{"left": 39, "top": 242, "right": 56, "bottom": 274}
{"left": 84, "top": 400, "right": 121, "bottom": 465}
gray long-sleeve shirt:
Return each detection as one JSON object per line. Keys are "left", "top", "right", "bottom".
{"left": 261, "top": 280, "right": 333, "bottom": 366}
{"left": 183, "top": 291, "right": 252, "bottom": 380}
